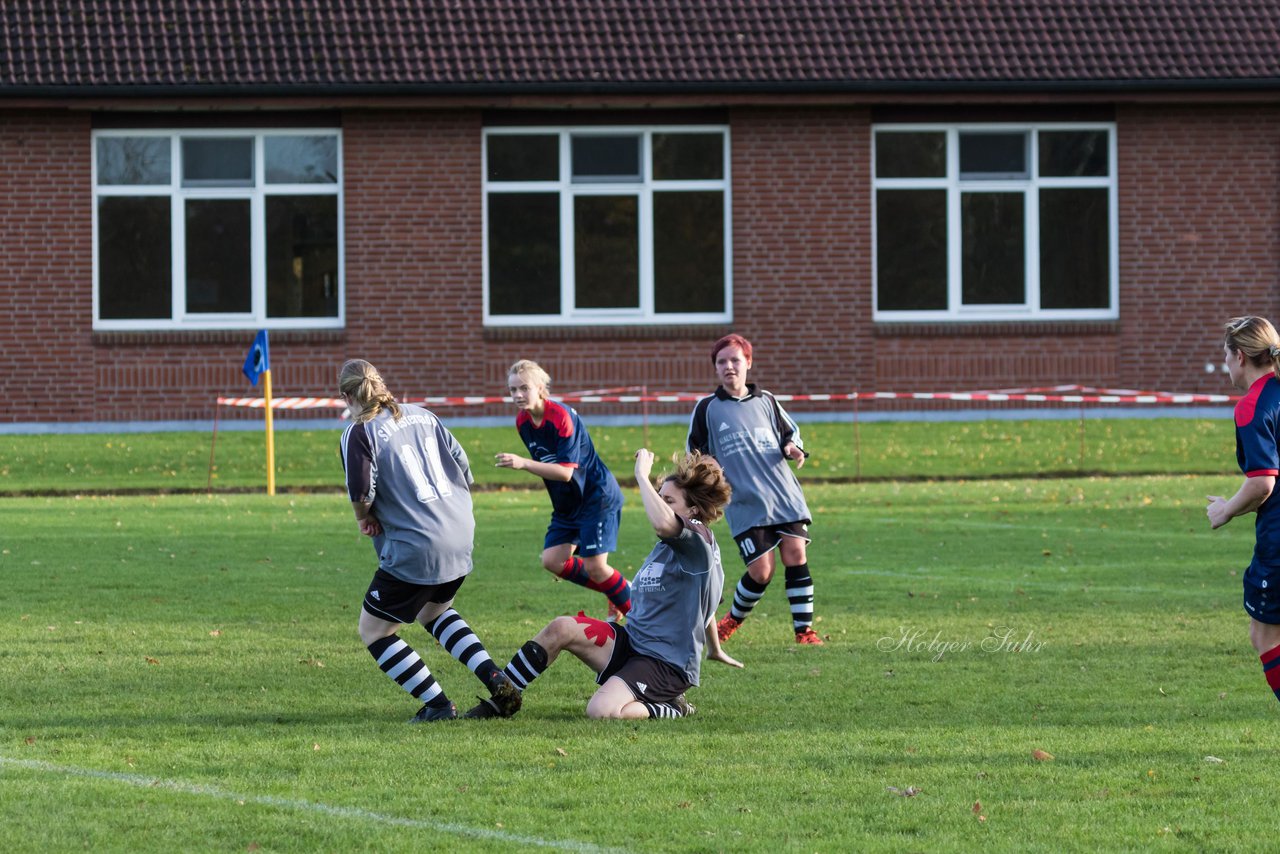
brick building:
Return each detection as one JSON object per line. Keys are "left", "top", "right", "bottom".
{"left": 2, "top": 1, "right": 1278, "bottom": 423}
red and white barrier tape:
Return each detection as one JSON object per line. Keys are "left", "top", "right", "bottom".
{"left": 216, "top": 384, "right": 1238, "bottom": 410}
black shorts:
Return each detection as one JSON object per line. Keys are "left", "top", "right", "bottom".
{"left": 733, "top": 520, "right": 812, "bottom": 565}
{"left": 362, "top": 569, "right": 466, "bottom": 624}
{"left": 597, "top": 624, "right": 691, "bottom": 703}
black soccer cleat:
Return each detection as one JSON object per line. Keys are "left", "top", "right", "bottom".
{"left": 487, "top": 672, "right": 523, "bottom": 717}
{"left": 462, "top": 697, "right": 505, "bottom": 719}
{"left": 410, "top": 701, "right": 457, "bottom": 723}
{"left": 671, "top": 693, "right": 697, "bottom": 717}
{"left": 464, "top": 673, "right": 523, "bottom": 719}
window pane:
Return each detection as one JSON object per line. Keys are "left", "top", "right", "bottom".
{"left": 185, "top": 199, "right": 251, "bottom": 313}
{"left": 875, "top": 132, "right": 946, "bottom": 178}
{"left": 265, "top": 136, "right": 337, "bottom": 184}
{"left": 488, "top": 193, "right": 560, "bottom": 315}
{"left": 182, "top": 137, "right": 254, "bottom": 187}
{"left": 959, "top": 133, "right": 1028, "bottom": 178}
{"left": 652, "top": 134, "right": 723, "bottom": 180}
{"left": 876, "top": 190, "right": 947, "bottom": 311}
{"left": 574, "top": 195, "right": 638, "bottom": 308}
{"left": 266, "top": 196, "right": 339, "bottom": 318}
{"left": 571, "top": 136, "right": 641, "bottom": 182}
{"left": 97, "top": 137, "right": 170, "bottom": 185}
{"left": 1039, "top": 131, "right": 1108, "bottom": 177}
{"left": 961, "top": 192, "right": 1025, "bottom": 304}
{"left": 487, "top": 135, "right": 559, "bottom": 182}
{"left": 654, "top": 192, "right": 724, "bottom": 313}
{"left": 1040, "top": 188, "right": 1109, "bottom": 309}
{"left": 98, "top": 197, "right": 171, "bottom": 318}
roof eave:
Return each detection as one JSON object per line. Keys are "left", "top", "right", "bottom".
{"left": 4, "top": 77, "right": 1280, "bottom": 100}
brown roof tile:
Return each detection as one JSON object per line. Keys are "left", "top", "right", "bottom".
{"left": 2, "top": 1, "right": 1279, "bottom": 92}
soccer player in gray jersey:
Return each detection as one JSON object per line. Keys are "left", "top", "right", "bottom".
{"left": 338, "top": 359, "right": 521, "bottom": 723}
{"left": 687, "top": 334, "right": 825, "bottom": 645}
{"left": 464, "top": 450, "right": 742, "bottom": 720}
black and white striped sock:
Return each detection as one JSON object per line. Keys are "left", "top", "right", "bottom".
{"left": 427, "top": 608, "right": 501, "bottom": 689}
{"left": 729, "top": 572, "right": 769, "bottom": 621}
{"left": 504, "top": 640, "right": 549, "bottom": 691}
{"left": 642, "top": 700, "right": 692, "bottom": 718}
{"left": 367, "top": 635, "right": 446, "bottom": 705}
{"left": 784, "top": 563, "right": 815, "bottom": 631}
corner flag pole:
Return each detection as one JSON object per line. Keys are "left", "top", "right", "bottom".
{"left": 241, "top": 329, "right": 275, "bottom": 496}
{"left": 263, "top": 368, "right": 276, "bottom": 496}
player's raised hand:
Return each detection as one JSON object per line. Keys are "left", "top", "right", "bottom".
{"left": 634, "top": 448, "right": 655, "bottom": 482}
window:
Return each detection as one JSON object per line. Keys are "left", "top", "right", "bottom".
{"left": 93, "top": 130, "right": 342, "bottom": 330}
{"left": 483, "top": 127, "right": 731, "bottom": 325}
{"left": 873, "top": 124, "right": 1116, "bottom": 321}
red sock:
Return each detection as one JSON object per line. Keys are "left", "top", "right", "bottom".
{"left": 1261, "top": 644, "right": 1280, "bottom": 703}
{"left": 586, "top": 569, "right": 631, "bottom": 612}
{"left": 558, "top": 557, "right": 591, "bottom": 586}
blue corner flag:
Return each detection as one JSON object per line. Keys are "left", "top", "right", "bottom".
{"left": 242, "top": 330, "right": 270, "bottom": 386}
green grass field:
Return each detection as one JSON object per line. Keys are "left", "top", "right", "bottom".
{"left": 1, "top": 421, "right": 1273, "bottom": 851}
{"left": 0, "top": 415, "right": 1238, "bottom": 493}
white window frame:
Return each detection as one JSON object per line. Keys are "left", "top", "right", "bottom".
{"left": 482, "top": 125, "right": 732, "bottom": 326}
{"left": 92, "top": 128, "right": 344, "bottom": 331}
{"left": 872, "top": 123, "right": 1118, "bottom": 322}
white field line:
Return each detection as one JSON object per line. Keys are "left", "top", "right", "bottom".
{"left": 0, "top": 756, "right": 622, "bottom": 853}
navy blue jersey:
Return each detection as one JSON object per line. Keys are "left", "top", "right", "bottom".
{"left": 1236, "top": 374, "right": 1280, "bottom": 569}
{"left": 516, "top": 399, "right": 623, "bottom": 519}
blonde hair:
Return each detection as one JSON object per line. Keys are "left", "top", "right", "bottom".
{"left": 338, "top": 359, "right": 401, "bottom": 424}
{"left": 1224, "top": 316, "right": 1280, "bottom": 378}
{"left": 661, "top": 451, "right": 732, "bottom": 524}
{"left": 507, "top": 359, "right": 551, "bottom": 396}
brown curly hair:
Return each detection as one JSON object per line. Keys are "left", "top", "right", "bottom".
{"left": 661, "top": 451, "right": 732, "bottom": 524}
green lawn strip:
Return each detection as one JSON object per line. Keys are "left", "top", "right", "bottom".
{"left": 0, "top": 417, "right": 1238, "bottom": 494}
{"left": 1, "top": 477, "right": 1273, "bottom": 850}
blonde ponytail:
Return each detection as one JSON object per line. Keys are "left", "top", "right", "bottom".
{"left": 338, "top": 359, "right": 402, "bottom": 423}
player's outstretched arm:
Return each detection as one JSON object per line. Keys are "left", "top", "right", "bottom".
{"left": 495, "top": 452, "right": 574, "bottom": 482}
{"left": 705, "top": 617, "right": 744, "bottom": 669}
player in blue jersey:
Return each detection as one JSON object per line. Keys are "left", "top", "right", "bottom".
{"left": 496, "top": 359, "right": 632, "bottom": 619}
{"left": 688, "top": 334, "right": 825, "bottom": 645}
{"left": 339, "top": 359, "right": 521, "bottom": 723}
{"left": 1207, "top": 316, "right": 1280, "bottom": 706}
{"left": 465, "top": 449, "right": 742, "bottom": 720}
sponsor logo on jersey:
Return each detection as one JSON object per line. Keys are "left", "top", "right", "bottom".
{"left": 719, "top": 421, "right": 730, "bottom": 431}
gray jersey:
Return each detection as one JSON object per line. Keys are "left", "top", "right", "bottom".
{"left": 625, "top": 518, "right": 724, "bottom": 686}
{"left": 687, "top": 385, "right": 811, "bottom": 537}
{"left": 341, "top": 404, "right": 476, "bottom": 585}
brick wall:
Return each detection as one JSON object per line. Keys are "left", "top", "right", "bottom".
{"left": 1117, "top": 104, "right": 1280, "bottom": 393}
{"left": 0, "top": 104, "right": 1275, "bottom": 424}
{"left": 0, "top": 112, "right": 96, "bottom": 421}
